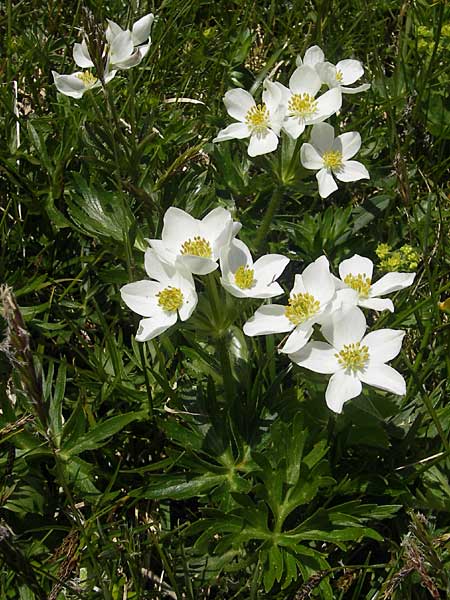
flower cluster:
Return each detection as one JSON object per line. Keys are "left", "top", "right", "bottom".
{"left": 121, "top": 207, "right": 415, "bottom": 413}
{"left": 214, "top": 45, "right": 370, "bottom": 198}
{"left": 53, "top": 13, "right": 154, "bottom": 99}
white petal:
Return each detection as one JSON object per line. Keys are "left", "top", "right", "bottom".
{"left": 223, "top": 88, "right": 255, "bottom": 122}
{"left": 213, "top": 122, "right": 250, "bottom": 142}
{"left": 315, "top": 62, "right": 338, "bottom": 87}
{"left": 321, "top": 305, "right": 366, "bottom": 348}
{"left": 326, "top": 371, "right": 362, "bottom": 413}
{"left": 147, "top": 239, "right": 177, "bottom": 265}
{"left": 273, "top": 82, "right": 291, "bottom": 106}
{"left": 248, "top": 130, "right": 279, "bottom": 156}
{"left": 202, "top": 207, "right": 234, "bottom": 255}
{"left": 310, "top": 87, "right": 342, "bottom": 123}
{"left": 113, "top": 50, "right": 142, "bottom": 70}
{"left": 363, "top": 329, "right": 405, "bottom": 363}
{"left": 341, "top": 83, "right": 371, "bottom": 94}
{"left": 52, "top": 72, "right": 87, "bottom": 99}
{"left": 262, "top": 79, "right": 283, "bottom": 115}
{"left": 370, "top": 272, "right": 416, "bottom": 297}
{"left": 132, "top": 13, "right": 154, "bottom": 45}
{"left": 161, "top": 207, "right": 199, "bottom": 249}
{"left": 250, "top": 282, "right": 284, "bottom": 299}
{"left": 178, "top": 255, "right": 218, "bottom": 275}
{"left": 253, "top": 254, "right": 289, "bottom": 285}
{"left": 300, "top": 143, "right": 323, "bottom": 170}
{"left": 339, "top": 254, "right": 374, "bottom": 281}
{"left": 243, "top": 305, "right": 293, "bottom": 337}
{"left": 144, "top": 248, "right": 175, "bottom": 282}
{"left": 333, "top": 131, "right": 361, "bottom": 160}
{"left": 73, "top": 40, "right": 94, "bottom": 68}
{"left": 120, "top": 280, "right": 161, "bottom": 316}
{"left": 303, "top": 45, "right": 325, "bottom": 67}
{"left": 290, "top": 341, "right": 339, "bottom": 374}
{"left": 289, "top": 65, "right": 321, "bottom": 96}
{"left": 359, "top": 297, "right": 394, "bottom": 312}
{"left": 178, "top": 286, "right": 198, "bottom": 321}
{"left": 109, "top": 30, "right": 134, "bottom": 65}
{"left": 106, "top": 19, "right": 123, "bottom": 43}
{"left": 336, "top": 59, "right": 364, "bottom": 85}
{"left": 359, "top": 364, "right": 406, "bottom": 396}
{"left": 310, "top": 122, "right": 335, "bottom": 153}
{"left": 135, "top": 313, "right": 177, "bottom": 342}
{"left": 316, "top": 168, "right": 338, "bottom": 198}
{"left": 282, "top": 115, "right": 305, "bottom": 139}
{"left": 220, "top": 238, "right": 252, "bottom": 275}
{"left": 279, "top": 324, "right": 313, "bottom": 354}
{"left": 302, "top": 255, "right": 335, "bottom": 305}
{"left": 334, "top": 160, "right": 370, "bottom": 182}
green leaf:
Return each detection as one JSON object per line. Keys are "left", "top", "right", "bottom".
{"left": 62, "top": 411, "right": 146, "bottom": 457}
{"left": 132, "top": 473, "right": 226, "bottom": 500}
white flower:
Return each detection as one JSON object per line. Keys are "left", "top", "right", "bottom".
{"left": 275, "top": 65, "right": 342, "bottom": 139}
{"left": 213, "top": 80, "right": 285, "bottom": 157}
{"left": 316, "top": 59, "right": 370, "bottom": 95}
{"left": 120, "top": 249, "right": 197, "bottom": 342}
{"left": 220, "top": 239, "right": 289, "bottom": 299}
{"left": 334, "top": 254, "right": 416, "bottom": 312}
{"left": 295, "top": 45, "right": 325, "bottom": 68}
{"left": 289, "top": 306, "right": 406, "bottom": 413}
{"left": 300, "top": 123, "right": 369, "bottom": 198}
{"left": 105, "top": 13, "right": 154, "bottom": 69}
{"left": 52, "top": 68, "right": 116, "bottom": 99}
{"left": 243, "top": 255, "right": 336, "bottom": 354}
{"left": 148, "top": 207, "right": 240, "bottom": 276}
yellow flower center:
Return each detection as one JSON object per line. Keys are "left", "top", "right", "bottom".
{"left": 336, "top": 69, "right": 344, "bottom": 83}
{"left": 180, "top": 236, "right": 212, "bottom": 258}
{"left": 234, "top": 266, "right": 255, "bottom": 289}
{"left": 322, "top": 150, "right": 343, "bottom": 170}
{"left": 288, "top": 93, "right": 318, "bottom": 119}
{"left": 157, "top": 287, "right": 183, "bottom": 312}
{"left": 343, "top": 273, "right": 372, "bottom": 297}
{"left": 285, "top": 292, "right": 320, "bottom": 325}
{"left": 76, "top": 71, "right": 97, "bottom": 87}
{"left": 335, "top": 342, "right": 369, "bottom": 371}
{"left": 245, "top": 103, "right": 270, "bottom": 134}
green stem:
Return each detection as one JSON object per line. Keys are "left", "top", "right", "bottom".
{"left": 206, "top": 274, "right": 235, "bottom": 404}
{"left": 255, "top": 187, "right": 283, "bottom": 252}
{"left": 139, "top": 342, "right": 154, "bottom": 419}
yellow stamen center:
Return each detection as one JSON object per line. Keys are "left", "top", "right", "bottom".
{"left": 157, "top": 287, "right": 183, "bottom": 312}
{"left": 76, "top": 71, "right": 97, "bottom": 87}
{"left": 288, "top": 93, "right": 318, "bottom": 119}
{"left": 322, "top": 150, "right": 343, "bottom": 170}
{"left": 285, "top": 292, "right": 320, "bottom": 325}
{"left": 245, "top": 103, "right": 270, "bottom": 134}
{"left": 336, "top": 69, "right": 344, "bottom": 83}
{"left": 234, "top": 266, "right": 255, "bottom": 289}
{"left": 343, "top": 273, "right": 372, "bottom": 297}
{"left": 336, "top": 342, "right": 369, "bottom": 371}
{"left": 180, "top": 236, "right": 212, "bottom": 258}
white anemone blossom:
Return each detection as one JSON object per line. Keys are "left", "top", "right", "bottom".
{"left": 316, "top": 59, "right": 370, "bottom": 95}
{"left": 300, "top": 123, "right": 369, "bottom": 198}
{"left": 148, "top": 207, "right": 240, "bottom": 276}
{"left": 275, "top": 65, "right": 342, "bottom": 139}
{"left": 120, "top": 249, "right": 197, "bottom": 342}
{"left": 213, "top": 80, "right": 285, "bottom": 156}
{"left": 243, "top": 255, "right": 336, "bottom": 354}
{"left": 52, "top": 67, "right": 116, "bottom": 99}
{"left": 290, "top": 306, "right": 406, "bottom": 413}
{"left": 105, "top": 13, "right": 154, "bottom": 69}
{"left": 220, "top": 239, "right": 289, "bottom": 299}
{"left": 334, "top": 254, "right": 416, "bottom": 313}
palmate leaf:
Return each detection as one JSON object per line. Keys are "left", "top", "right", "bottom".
{"left": 66, "top": 173, "right": 143, "bottom": 246}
